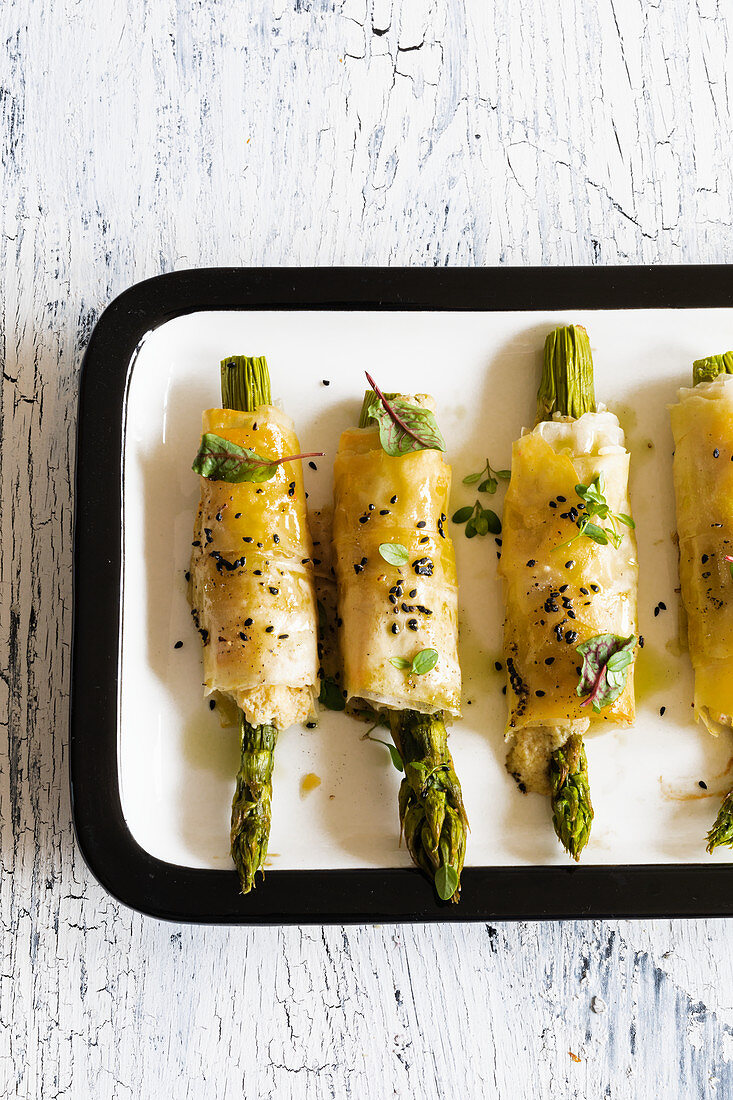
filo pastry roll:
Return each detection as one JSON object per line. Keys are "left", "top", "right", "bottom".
{"left": 332, "top": 396, "right": 461, "bottom": 717}
{"left": 191, "top": 403, "right": 318, "bottom": 729}
{"left": 670, "top": 363, "right": 733, "bottom": 738}
{"left": 499, "top": 325, "right": 638, "bottom": 859}
{"left": 331, "top": 384, "right": 467, "bottom": 902}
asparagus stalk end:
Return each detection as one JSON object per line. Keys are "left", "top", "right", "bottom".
{"left": 537, "top": 324, "right": 597, "bottom": 424}
{"left": 706, "top": 790, "right": 733, "bottom": 854}
{"left": 550, "top": 733, "right": 593, "bottom": 861}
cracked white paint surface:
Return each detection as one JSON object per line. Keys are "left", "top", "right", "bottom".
{"left": 2, "top": 0, "right": 733, "bottom": 1097}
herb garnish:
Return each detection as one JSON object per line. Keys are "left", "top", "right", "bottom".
{"left": 362, "top": 726, "right": 404, "bottom": 772}
{"left": 193, "top": 433, "right": 324, "bottom": 483}
{"left": 462, "top": 458, "right": 511, "bottom": 494}
{"left": 434, "top": 864, "right": 459, "bottom": 901}
{"left": 557, "top": 473, "right": 634, "bottom": 552}
{"left": 379, "top": 542, "right": 409, "bottom": 567}
{"left": 318, "top": 677, "right": 346, "bottom": 712}
{"left": 452, "top": 500, "right": 501, "bottom": 539}
{"left": 389, "top": 648, "right": 439, "bottom": 676}
{"left": 575, "top": 633, "right": 636, "bottom": 712}
{"left": 364, "top": 373, "right": 446, "bottom": 456}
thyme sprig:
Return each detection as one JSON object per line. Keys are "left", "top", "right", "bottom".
{"left": 557, "top": 472, "right": 634, "bottom": 552}
{"left": 462, "top": 458, "right": 510, "bottom": 494}
{"left": 452, "top": 500, "right": 501, "bottom": 539}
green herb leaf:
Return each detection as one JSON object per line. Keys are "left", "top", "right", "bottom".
{"left": 462, "top": 471, "right": 482, "bottom": 485}
{"left": 496, "top": 469, "right": 511, "bottom": 480}
{"left": 478, "top": 477, "right": 497, "bottom": 494}
{"left": 483, "top": 508, "right": 502, "bottom": 535}
{"left": 434, "top": 863, "right": 459, "bottom": 901}
{"left": 465, "top": 521, "right": 477, "bottom": 538}
{"left": 389, "top": 656, "right": 412, "bottom": 671}
{"left": 452, "top": 506, "right": 474, "bottom": 524}
{"left": 576, "top": 633, "right": 636, "bottom": 712}
{"left": 192, "top": 433, "right": 324, "bottom": 484}
{"left": 411, "top": 648, "right": 439, "bottom": 675}
{"left": 461, "top": 458, "right": 511, "bottom": 496}
{"left": 363, "top": 730, "right": 404, "bottom": 772}
{"left": 365, "top": 373, "right": 446, "bottom": 456}
{"left": 557, "top": 475, "right": 634, "bottom": 554}
{"left": 319, "top": 677, "right": 346, "bottom": 711}
{"left": 379, "top": 542, "right": 409, "bottom": 567}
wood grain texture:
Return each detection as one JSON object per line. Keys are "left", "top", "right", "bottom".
{"left": 2, "top": 0, "right": 733, "bottom": 1096}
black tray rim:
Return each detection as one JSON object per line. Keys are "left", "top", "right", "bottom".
{"left": 70, "top": 264, "right": 733, "bottom": 925}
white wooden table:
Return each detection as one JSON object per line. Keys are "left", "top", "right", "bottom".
{"left": 3, "top": 1, "right": 733, "bottom": 1096}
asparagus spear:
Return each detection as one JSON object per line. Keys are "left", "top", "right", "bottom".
{"left": 689, "top": 351, "right": 733, "bottom": 851}
{"left": 220, "top": 355, "right": 278, "bottom": 893}
{"left": 540, "top": 325, "right": 597, "bottom": 860}
{"left": 389, "top": 710, "right": 468, "bottom": 902}
{"left": 549, "top": 733, "right": 593, "bottom": 861}
{"left": 356, "top": 392, "right": 468, "bottom": 903}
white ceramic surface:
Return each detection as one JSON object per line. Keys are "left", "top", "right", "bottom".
{"left": 120, "top": 308, "right": 733, "bottom": 870}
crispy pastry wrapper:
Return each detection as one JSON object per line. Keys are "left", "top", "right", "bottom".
{"left": 670, "top": 376, "right": 733, "bottom": 735}
{"left": 332, "top": 399, "right": 461, "bottom": 717}
{"left": 499, "top": 411, "right": 638, "bottom": 792}
{"left": 190, "top": 405, "right": 318, "bottom": 729}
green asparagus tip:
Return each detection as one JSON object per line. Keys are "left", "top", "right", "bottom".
{"left": 706, "top": 789, "right": 733, "bottom": 854}
{"left": 536, "top": 324, "right": 597, "bottom": 424}
{"left": 389, "top": 710, "right": 468, "bottom": 903}
{"left": 221, "top": 355, "right": 272, "bottom": 412}
{"left": 550, "top": 733, "right": 593, "bottom": 861}
{"left": 230, "top": 717, "right": 279, "bottom": 893}
{"left": 692, "top": 351, "right": 733, "bottom": 388}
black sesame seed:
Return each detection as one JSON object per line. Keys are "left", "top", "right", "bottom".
{"left": 565, "top": 561, "right": 575, "bottom": 570}
{"left": 535, "top": 690, "right": 545, "bottom": 697}
{"left": 590, "top": 584, "right": 600, "bottom": 593}
{"left": 308, "top": 461, "right": 317, "bottom": 470}
{"left": 235, "top": 513, "right": 242, "bottom": 519}
{"left": 269, "top": 586, "right": 279, "bottom": 595}
{"left": 658, "top": 601, "right": 667, "bottom": 610}
{"left": 244, "top": 618, "right": 253, "bottom": 627}
{"left": 714, "top": 448, "right": 720, "bottom": 458}
{"left": 494, "top": 661, "right": 503, "bottom": 671}
{"left": 243, "top": 536, "right": 253, "bottom": 543}
{"left": 409, "top": 589, "right": 417, "bottom": 598}
{"left": 565, "top": 630, "right": 578, "bottom": 644}
{"left": 288, "top": 482, "right": 295, "bottom": 496}
{"left": 702, "top": 554, "right": 709, "bottom": 564}
{"left": 391, "top": 623, "right": 400, "bottom": 634}
{"left": 174, "top": 640, "right": 183, "bottom": 649}
{"left": 417, "top": 606, "right": 432, "bottom": 615}
{"left": 560, "top": 511, "right": 571, "bottom": 520}
{"left": 253, "top": 570, "right": 262, "bottom": 576}
{"left": 265, "top": 626, "right": 274, "bottom": 633}
{"left": 389, "top": 595, "right": 397, "bottom": 605}
{"left": 273, "top": 534, "right": 280, "bottom": 544}
{"left": 184, "top": 571, "right": 191, "bottom": 582}
{"left": 278, "top": 634, "right": 289, "bottom": 639}
{"left": 417, "top": 521, "right": 426, "bottom": 529}
{"left": 567, "top": 610, "right": 576, "bottom": 619}
{"left": 699, "top": 780, "right": 708, "bottom": 790}
{"left": 322, "top": 379, "right": 330, "bottom": 386}
{"left": 390, "top": 495, "right": 398, "bottom": 504}
{"left": 502, "top": 685, "right": 507, "bottom": 695}
{"left": 654, "top": 607, "right": 659, "bottom": 617}
{"left": 702, "top": 571, "right": 711, "bottom": 579}
{"left": 557, "top": 495, "right": 566, "bottom": 503}
{"left": 559, "top": 584, "right": 569, "bottom": 593}
{"left": 306, "top": 721, "right": 317, "bottom": 729}
{"left": 545, "top": 657, "right": 555, "bottom": 665}
{"left": 419, "top": 536, "right": 429, "bottom": 544}
{"left": 639, "top": 635, "right": 645, "bottom": 648}
{"left": 659, "top": 706, "right": 666, "bottom": 716}
{"left": 407, "top": 619, "right": 418, "bottom": 631}
{"left": 526, "top": 559, "right": 536, "bottom": 567}
{"left": 379, "top": 509, "right": 390, "bottom": 515}
{"left": 209, "top": 699, "right": 216, "bottom": 710}
{"left": 579, "top": 587, "right": 588, "bottom": 595}
{"left": 215, "top": 511, "right": 223, "bottom": 522}
{"left": 359, "top": 516, "right": 369, "bottom": 524}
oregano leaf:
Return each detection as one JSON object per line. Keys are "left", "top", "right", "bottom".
{"left": 379, "top": 542, "right": 409, "bottom": 567}
{"left": 435, "top": 864, "right": 459, "bottom": 901}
